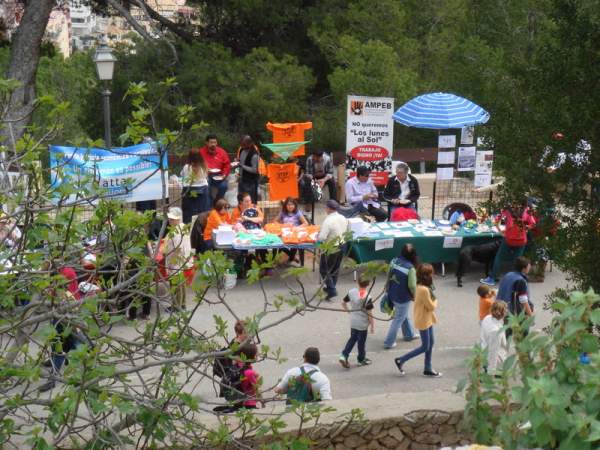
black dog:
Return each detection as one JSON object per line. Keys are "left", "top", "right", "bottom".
{"left": 456, "top": 240, "right": 501, "bottom": 287}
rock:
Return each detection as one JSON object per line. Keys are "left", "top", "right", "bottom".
{"left": 374, "top": 430, "right": 389, "bottom": 440}
{"left": 440, "top": 433, "right": 461, "bottom": 446}
{"left": 344, "top": 435, "right": 367, "bottom": 448}
{"left": 370, "top": 422, "right": 383, "bottom": 436}
{"left": 438, "top": 424, "right": 456, "bottom": 435}
{"left": 414, "top": 433, "right": 442, "bottom": 444}
{"left": 431, "top": 412, "right": 451, "bottom": 425}
{"left": 415, "top": 423, "right": 435, "bottom": 434}
{"left": 448, "top": 411, "right": 463, "bottom": 425}
{"left": 388, "top": 426, "right": 405, "bottom": 443}
{"left": 410, "top": 443, "right": 438, "bottom": 450}
{"left": 378, "top": 436, "right": 400, "bottom": 448}
{"left": 365, "top": 440, "right": 384, "bottom": 450}
{"left": 401, "top": 426, "right": 416, "bottom": 439}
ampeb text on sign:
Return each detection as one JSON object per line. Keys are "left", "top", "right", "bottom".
{"left": 346, "top": 95, "right": 394, "bottom": 186}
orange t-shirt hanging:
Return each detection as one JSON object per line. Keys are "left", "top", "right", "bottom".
{"left": 266, "top": 122, "right": 312, "bottom": 156}
{"left": 267, "top": 163, "right": 298, "bottom": 201}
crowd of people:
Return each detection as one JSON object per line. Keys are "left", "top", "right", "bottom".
{"left": 1, "top": 133, "right": 543, "bottom": 403}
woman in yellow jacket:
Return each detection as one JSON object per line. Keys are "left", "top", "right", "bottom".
{"left": 394, "top": 263, "right": 442, "bottom": 377}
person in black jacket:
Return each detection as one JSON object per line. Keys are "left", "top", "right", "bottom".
{"left": 383, "top": 163, "right": 420, "bottom": 210}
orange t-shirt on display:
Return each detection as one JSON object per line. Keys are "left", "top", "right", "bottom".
{"left": 266, "top": 122, "right": 312, "bottom": 156}
{"left": 267, "top": 163, "right": 299, "bottom": 200}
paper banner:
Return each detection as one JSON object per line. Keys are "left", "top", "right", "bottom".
{"left": 437, "top": 151, "right": 455, "bottom": 165}
{"left": 457, "top": 146, "right": 476, "bottom": 172}
{"left": 443, "top": 236, "right": 463, "bottom": 248}
{"left": 438, "top": 135, "right": 456, "bottom": 148}
{"left": 436, "top": 167, "right": 454, "bottom": 180}
{"left": 460, "top": 126, "right": 474, "bottom": 145}
{"left": 374, "top": 238, "right": 394, "bottom": 251}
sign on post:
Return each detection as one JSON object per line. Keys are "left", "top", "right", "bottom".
{"left": 346, "top": 95, "right": 394, "bottom": 186}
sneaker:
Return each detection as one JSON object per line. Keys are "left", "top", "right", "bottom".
{"left": 358, "top": 358, "right": 372, "bottom": 366}
{"left": 394, "top": 358, "right": 405, "bottom": 375}
{"left": 39, "top": 380, "right": 56, "bottom": 392}
{"left": 423, "top": 370, "right": 443, "bottom": 378}
{"left": 480, "top": 276, "right": 496, "bottom": 286}
{"left": 404, "top": 335, "right": 420, "bottom": 342}
{"left": 383, "top": 342, "right": 397, "bottom": 349}
{"left": 338, "top": 355, "right": 350, "bottom": 369}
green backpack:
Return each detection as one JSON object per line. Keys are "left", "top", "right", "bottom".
{"left": 286, "top": 367, "right": 318, "bottom": 404}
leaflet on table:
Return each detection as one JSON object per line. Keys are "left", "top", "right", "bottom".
{"left": 390, "top": 222, "right": 413, "bottom": 229}
{"left": 382, "top": 230, "right": 414, "bottom": 238}
{"left": 374, "top": 238, "right": 394, "bottom": 251}
{"left": 423, "top": 230, "right": 443, "bottom": 237}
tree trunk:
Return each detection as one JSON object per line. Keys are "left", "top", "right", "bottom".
{"left": 1, "top": 0, "right": 55, "bottom": 150}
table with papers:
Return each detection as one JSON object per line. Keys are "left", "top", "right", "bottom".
{"left": 349, "top": 220, "right": 501, "bottom": 264}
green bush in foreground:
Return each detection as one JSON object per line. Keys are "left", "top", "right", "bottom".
{"left": 459, "top": 290, "right": 600, "bottom": 450}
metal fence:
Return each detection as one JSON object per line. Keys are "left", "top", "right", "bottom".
{"left": 430, "top": 176, "right": 493, "bottom": 219}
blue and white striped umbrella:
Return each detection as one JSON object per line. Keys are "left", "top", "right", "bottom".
{"left": 393, "top": 92, "right": 490, "bottom": 129}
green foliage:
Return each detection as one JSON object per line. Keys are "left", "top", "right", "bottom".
{"left": 459, "top": 289, "right": 600, "bottom": 450}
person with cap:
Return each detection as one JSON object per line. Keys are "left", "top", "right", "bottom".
{"left": 344, "top": 166, "right": 387, "bottom": 222}
{"left": 299, "top": 151, "right": 337, "bottom": 210}
{"left": 317, "top": 200, "right": 350, "bottom": 300}
{"left": 274, "top": 347, "right": 332, "bottom": 402}
{"left": 164, "top": 207, "right": 193, "bottom": 312}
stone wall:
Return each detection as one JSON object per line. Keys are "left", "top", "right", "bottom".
{"left": 256, "top": 409, "right": 470, "bottom": 450}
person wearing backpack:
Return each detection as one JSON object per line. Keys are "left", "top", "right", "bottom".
{"left": 274, "top": 347, "right": 332, "bottom": 403}
{"left": 215, "top": 343, "right": 261, "bottom": 413}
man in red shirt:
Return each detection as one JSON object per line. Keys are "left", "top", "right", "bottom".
{"left": 199, "top": 134, "right": 231, "bottom": 203}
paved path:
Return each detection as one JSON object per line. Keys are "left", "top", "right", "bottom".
{"left": 174, "top": 259, "right": 565, "bottom": 402}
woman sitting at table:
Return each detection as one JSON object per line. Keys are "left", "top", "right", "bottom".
{"left": 274, "top": 197, "right": 308, "bottom": 264}
{"left": 232, "top": 192, "right": 264, "bottom": 230}
{"left": 203, "top": 199, "right": 234, "bottom": 249}
{"left": 233, "top": 192, "right": 272, "bottom": 273}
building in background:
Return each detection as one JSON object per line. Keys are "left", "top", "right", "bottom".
{"left": 0, "top": 0, "right": 196, "bottom": 55}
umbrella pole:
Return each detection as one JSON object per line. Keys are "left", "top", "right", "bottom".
{"left": 431, "top": 129, "right": 441, "bottom": 220}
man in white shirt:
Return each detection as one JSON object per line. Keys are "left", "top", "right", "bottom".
{"left": 343, "top": 166, "right": 387, "bottom": 222}
{"left": 275, "top": 347, "right": 332, "bottom": 402}
{"left": 318, "top": 200, "right": 349, "bottom": 299}
{"left": 480, "top": 301, "right": 509, "bottom": 374}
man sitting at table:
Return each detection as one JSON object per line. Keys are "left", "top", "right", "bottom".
{"left": 343, "top": 166, "right": 387, "bottom": 222}
{"left": 383, "top": 162, "right": 420, "bottom": 211}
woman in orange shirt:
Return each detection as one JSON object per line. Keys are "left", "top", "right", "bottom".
{"left": 204, "top": 199, "right": 233, "bottom": 249}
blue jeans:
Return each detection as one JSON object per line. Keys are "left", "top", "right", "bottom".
{"left": 489, "top": 240, "right": 525, "bottom": 280}
{"left": 182, "top": 186, "right": 210, "bottom": 224}
{"left": 383, "top": 301, "right": 415, "bottom": 347}
{"left": 395, "top": 326, "right": 434, "bottom": 372}
{"left": 319, "top": 249, "right": 344, "bottom": 297}
{"left": 209, "top": 177, "right": 228, "bottom": 202}
{"left": 342, "top": 328, "right": 368, "bottom": 362}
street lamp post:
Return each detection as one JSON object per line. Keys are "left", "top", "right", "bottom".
{"left": 93, "top": 44, "right": 117, "bottom": 149}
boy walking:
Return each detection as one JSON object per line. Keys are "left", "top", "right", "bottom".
{"left": 339, "top": 277, "right": 375, "bottom": 368}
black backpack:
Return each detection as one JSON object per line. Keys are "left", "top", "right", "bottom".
{"left": 222, "top": 364, "right": 245, "bottom": 402}
{"left": 286, "top": 367, "right": 318, "bottom": 404}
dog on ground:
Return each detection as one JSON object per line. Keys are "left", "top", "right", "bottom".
{"left": 456, "top": 240, "right": 501, "bottom": 287}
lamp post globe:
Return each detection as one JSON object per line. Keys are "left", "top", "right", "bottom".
{"left": 93, "top": 44, "right": 117, "bottom": 149}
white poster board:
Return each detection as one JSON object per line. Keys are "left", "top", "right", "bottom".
{"left": 460, "top": 126, "right": 474, "bottom": 145}
{"left": 436, "top": 167, "right": 454, "bottom": 180}
{"left": 374, "top": 238, "right": 394, "bottom": 251}
{"left": 438, "top": 135, "right": 456, "bottom": 148}
{"left": 437, "top": 151, "right": 455, "bottom": 165}
{"left": 346, "top": 95, "right": 394, "bottom": 186}
{"left": 457, "top": 146, "right": 476, "bottom": 172}
{"left": 474, "top": 150, "right": 494, "bottom": 187}
{"left": 443, "top": 236, "right": 463, "bottom": 248}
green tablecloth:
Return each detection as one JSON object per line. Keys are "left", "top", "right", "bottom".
{"left": 350, "top": 222, "right": 501, "bottom": 264}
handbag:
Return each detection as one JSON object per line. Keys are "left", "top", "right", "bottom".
{"left": 379, "top": 292, "right": 393, "bottom": 315}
